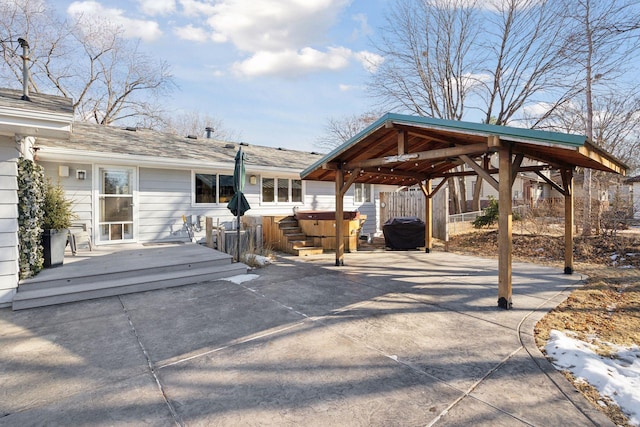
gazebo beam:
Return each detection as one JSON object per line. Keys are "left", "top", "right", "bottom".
{"left": 460, "top": 154, "right": 499, "bottom": 191}
{"left": 578, "top": 144, "right": 626, "bottom": 175}
{"left": 345, "top": 142, "right": 488, "bottom": 169}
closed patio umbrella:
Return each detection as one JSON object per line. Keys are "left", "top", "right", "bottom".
{"left": 227, "top": 147, "right": 250, "bottom": 261}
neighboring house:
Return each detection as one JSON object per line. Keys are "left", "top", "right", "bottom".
{"left": 625, "top": 175, "right": 640, "bottom": 219}
{"left": 454, "top": 158, "right": 564, "bottom": 211}
{"left": 0, "top": 88, "right": 73, "bottom": 306}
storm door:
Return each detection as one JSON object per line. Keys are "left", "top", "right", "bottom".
{"left": 97, "top": 167, "right": 136, "bottom": 243}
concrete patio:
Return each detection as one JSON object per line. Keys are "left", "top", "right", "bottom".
{"left": 0, "top": 250, "right": 613, "bottom": 426}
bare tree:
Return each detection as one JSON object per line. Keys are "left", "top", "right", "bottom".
{"left": 315, "top": 111, "right": 380, "bottom": 152}
{"left": 371, "top": 0, "right": 479, "bottom": 121}
{"left": 159, "top": 111, "right": 242, "bottom": 142}
{"left": 370, "top": 0, "right": 571, "bottom": 212}
{"left": 552, "top": 0, "right": 640, "bottom": 235}
{"left": 0, "top": 0, "right": 175, "bottom": 126}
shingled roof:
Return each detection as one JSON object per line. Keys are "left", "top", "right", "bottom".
{"left": 36, "top": 122, "right": 323, "bottom": 171}
{"left": 0, "top": 88, "right": 73, "bottom": 115}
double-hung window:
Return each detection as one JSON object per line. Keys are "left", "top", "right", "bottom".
{"left": 262, "top": 177, "right": 303, "bottom": 204}
{"left": 354, "top": 183, "right": 372, "bottom": 203}
{"left": 194, "top": 173, "right": 235, "bottom": 204}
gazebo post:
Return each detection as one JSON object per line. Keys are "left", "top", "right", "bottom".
{"left": 562, "top": 169, "right": 574, "bottom": 274}
{"left": 498, "top": 140, "right": 513, "bottom": 309}
{"left": 335, "top": 165, "right": 345, "bottom": 266}
{"left": 421, "top": 180, "right": 433, "bottom": 253}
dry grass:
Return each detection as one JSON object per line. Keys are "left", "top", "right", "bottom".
{"left": 447, "top": 227, "right": 640, "bottom": 427}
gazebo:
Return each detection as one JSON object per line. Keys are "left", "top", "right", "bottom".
{"left": 301, "top": 113, "right": 627, "bottom": 309}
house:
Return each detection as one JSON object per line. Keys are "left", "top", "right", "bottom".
{"left": 0, "top": 86, "right": 401, "bottom": 306}
{"left": 625, "top": 175, "right": 640, "bottom": 219}
{"left": 0, "top": 88, "right": 74, "bottom": 305}
{"left": 33, "top": 121, "right": 398, "bottom": 247}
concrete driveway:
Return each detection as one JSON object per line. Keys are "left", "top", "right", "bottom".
{"left": 0, "top": 251, "right": 613, "bottom": 426}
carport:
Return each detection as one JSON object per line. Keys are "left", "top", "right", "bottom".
{"left": 301, "top": 113, "right": 627, "bottom": 309}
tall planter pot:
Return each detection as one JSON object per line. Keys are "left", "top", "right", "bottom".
{"left": 42, "top": 229, "right": 68, "bottom": 268}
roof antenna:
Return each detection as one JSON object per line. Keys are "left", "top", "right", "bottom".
{"left": 17, "top": 38, "right": 30, "bottom": 101}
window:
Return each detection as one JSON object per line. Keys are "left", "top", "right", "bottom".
{"left": 261, "top": 177, "right": 303, "bottom": 204}
{"left": 292, "top": 179, "right": 302, "bottom": 202}
{"left": 278, "top": 178, "right": 288, "bottom": 202}
{"left": 262, "top": 178, "right": 274, "bottom": 202}
{"left": 194, "top": 173, "right": 234, "bottom": 204}
{"left": 354, "top": 183, "right": 371, "bottom": 203}
{"left": 219, "top": 174, "right": 235, "bottom": 203}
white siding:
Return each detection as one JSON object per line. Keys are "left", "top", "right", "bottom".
{"left": 48, "top": 163, "right": 398, "bottom": 244}
{"left": 40, "top": 161, "right": 93, "bottom": 235}
{"left": 138, "top": 168, "right": 193, "bottom": 242}
{"left": 138, "top": 169, "right": 325, "bottom": 241}
{"left": 0, "top": 138, "right": 18, "bottom": 305}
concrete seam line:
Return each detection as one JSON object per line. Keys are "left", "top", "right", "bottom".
{"left": 304, "top": 301, "right": 536, "bottom": 426}
{"left": 426, "top": 346, "right": 535, "bottom": 427}
{"left": 117, "top": 296, "right": 183, "bottom": 427}
{"left": 516, "top": 274, "right": 613, "bottom": 427}
{"left": 157, "top": 322, "right": 306, "bottom": 369}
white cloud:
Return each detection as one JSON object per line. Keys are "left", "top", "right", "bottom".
{"left": 67, "top": 1, "right": 162, "bottom": 42}
{"left": 354, "top": 51, "right": 384, "bottom": 73}
{"left": 522, "top": 101, "right": 555, "bottom": 117}
{"left": 207, "top": 0, "right": 349, "bottom": 52}
{"left": 339, "top": 84, "right": 356, "bottom": 91}
{"left": 171, "top": 0, "right": 373, "bottom": 77}
{"left": 173, "top": 24, "right": 210, "bottom": 42}
{"left": 138, "top": 0, "right": 176, "bottom": 16}
{"left": 178, "top": 0, "right": 217, "bottom": 17}
{"left": 232, "top": 46, "right": 352, "bottom": 77}
{"left": 351, "top": 13, "right": 372, "bottom": 39}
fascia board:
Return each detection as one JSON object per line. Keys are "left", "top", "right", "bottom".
{"left": 36, "top": 146, "right": 305, "bottom": 175}
{"left": 0, "top": 106, "right": 73, "bottom": 139}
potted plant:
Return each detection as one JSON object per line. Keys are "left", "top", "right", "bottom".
{"left": 42, "top": 180, "right": 76, "bottom": 267}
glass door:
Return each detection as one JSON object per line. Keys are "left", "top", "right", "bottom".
{"left": 98, "top": 167, "right": 136, "bottom": 243}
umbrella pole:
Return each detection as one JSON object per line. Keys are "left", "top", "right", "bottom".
{"left": 237, "top": 191, "right": 241, "bottom": 262}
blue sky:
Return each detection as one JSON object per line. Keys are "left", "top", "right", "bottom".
{"left": 51, "top": 0, "right": 391, "bottom": 152}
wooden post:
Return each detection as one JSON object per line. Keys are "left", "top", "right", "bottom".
{"left": 498, "top": 141, "right": 513, "bottom": 309}
{"left": 205, "top": 217, "right": 213, "bottom": 248}
{"left": 420, "top": 180, "right": 433, "bottom": 253}
{"left": 335, "top": 166, "right": 345, "bottom": 266}
{"left": 562, "top": 169, "right": 574, "bottom": 274}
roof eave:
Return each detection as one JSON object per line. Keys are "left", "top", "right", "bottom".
{"left": 36, "top": 146, "right": 306, "bottom": 175}
{"left": 0, "top": 106, "right": 73, "bottom": 139}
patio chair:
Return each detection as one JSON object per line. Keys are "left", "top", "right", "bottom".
{"left": 67, "top": 222, "right": 92, "bottom": 255}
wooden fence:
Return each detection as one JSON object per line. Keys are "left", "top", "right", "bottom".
{"left": 380, "top": 189, "right": 450, "bottom": 240}
{"left": 379, "top": 191, "right": 425, "bottom": 224}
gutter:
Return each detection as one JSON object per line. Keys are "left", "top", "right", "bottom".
{"left": 36, "top": 146, "right": 306, "bottom": 176}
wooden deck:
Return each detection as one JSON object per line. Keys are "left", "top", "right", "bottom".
{"left": 13, "top": 243, "right": 248, "bottom": 310}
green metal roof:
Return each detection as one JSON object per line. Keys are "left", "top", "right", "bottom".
{"left": 302, "top": 113, "right": 587, "bottom": 179}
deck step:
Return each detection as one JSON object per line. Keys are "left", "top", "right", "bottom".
{"left": 285, "top": 233, "right": 307, "bottom": 241}
{"left": 280, "top": 226, "right": 302, "bottom": 234}
{"left": 291, "top": 239, "right": 315, "bottom": 247}
{"left": 19, "top": 258, "right": 232, "bottom": 291}
{"left": 13, "top": 263, "right": 248, "bottom": 310}
{"left": 293, "top": 246, "right": 324, "bottom": 256}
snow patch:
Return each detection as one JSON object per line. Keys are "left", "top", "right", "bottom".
{"left": 546, "top": 330, "right": 640, "bottom": 426}
{"left": 222, "top": 274, "right": 259, "bottom": 284}
{"left": 243, "top": 254, "right": 272, "bottom": 267}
